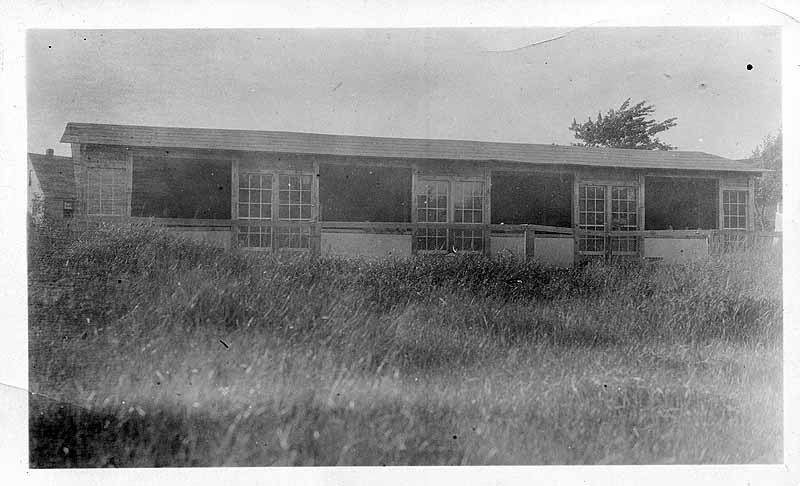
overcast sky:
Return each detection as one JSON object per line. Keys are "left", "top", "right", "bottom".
{"left": 27, "top": 27, "right": 780, "bottom": 159}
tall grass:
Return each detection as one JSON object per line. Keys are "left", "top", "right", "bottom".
{"left": 28, "top": 225, "right": 782, "bottom": 466}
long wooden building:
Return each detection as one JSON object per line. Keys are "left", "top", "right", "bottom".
{"left": 58, "top": 122, "right": 765, "bottom": 265}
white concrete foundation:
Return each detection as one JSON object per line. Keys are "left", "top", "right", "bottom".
{"left": 321, "top": 232, "right": 412, "bottom": 259}
{"left": 490, "top": 234, "right": 525, "bottom": 259}
{"left": 532, "top": 237, "right": 574, "bottom": 267}
{"left": 643, "top": 237, "right": 708, "bottom": 262}
{"left": 172, "top": 229, "right": 232, "bottom": 249}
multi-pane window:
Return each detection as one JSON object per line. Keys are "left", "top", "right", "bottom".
{"left": 237, "top": 171, "right": 314, "bottom": 250}
{"left": 238, "top": 173, "right": 272, "bottom": 220}
{"left": 63, "top": 200, "right": 74, "bottom": 219}
{"left": 415, "top": 178, "right": 485, "bottom": 253}
{"left": 416, "top": 226, "right": 448, "bottom": 252}
{"left": 238, "top": 225, "right": 272, "bottom": 249}
{"left": 276, "top": 225, "right": 311, "bottom": 249}
{"left": 87, "top": 167, "right": 127, "bottom": 216}
{"left": 452, "top": 229, "right": 484, "bottom": 252}
{"left": 415, "top": 180, "right": 449, "bottom": 250}
{"left": 578, "top": 185, "right": 605, "bottom": 252}
{"left": 722, "top": 190, "right": 748, "bottom": 230}
{"left": 578, "top": 184, "right": 639, "bottom": 254}
{"left": 610, "top": 186, "right": 638, "bottom": 253}
{"left": 279, "top": 174, "right": 313, "bottom": 221}
{"left": 416, "top": 180, "right": 449, "bottom": 223}
{"left": 454, "top": 181, "right": 484, "bottom": 223}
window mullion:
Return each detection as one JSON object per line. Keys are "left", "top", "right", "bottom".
{"left": 271, "top": 172, "right": 279, "bottom": 250}
{"left": 448, "top": 177, "right": 455, "bottom": 251}
{"left": 605, "top": 184, "right": 611, "bottom": 233}
{"left": 606, "top": 184, "right": 613, "bottom": 255}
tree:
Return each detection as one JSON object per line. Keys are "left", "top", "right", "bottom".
{"left": 751, "top": 131, "right": 782, "bottom": 231}
{"left": 569, "top": 99, "right": 678, "bottom": 150}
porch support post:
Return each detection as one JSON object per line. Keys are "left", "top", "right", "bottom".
{"left": 572, "top": 171, "right": 580, "bottom": 264}
{"left": 70, "top": 143, "right": 85, "bottom": 231}
{"left": 311, "top": 159, "right": 321, "bottom": 256}
{"left": 717, "top": 176, "right": 725, "bottom": 231}
{"left": 747, "top": 175, "right": 756, "bottom": 232}
{"left": 126, "top": 150, "right": 133, "bottom": 218}
{"left": 230, "top": 158, "right": 239, "bottom": 248}
{"left": 410, "top": 165, "right": 418, "bottom": 255}
{"left": 483, "top": 164, "right": 492, "bottom": 256}
{"left": 638, "top": 174, "right": 646, "bottom": 258}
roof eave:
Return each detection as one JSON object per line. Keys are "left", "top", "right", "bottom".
{"left": 60, "top": 122, "right": 762, "bottom": 174}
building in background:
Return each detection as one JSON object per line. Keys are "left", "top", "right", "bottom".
{"left": 58, "top": 122, "right": 768, "bottom": 265}
{"left": 28, "top": 149, "right": 76, "bottom": 225}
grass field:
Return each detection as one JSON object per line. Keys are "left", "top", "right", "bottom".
{"left": 28, "top": 225, "right": 782, "bottom": 466}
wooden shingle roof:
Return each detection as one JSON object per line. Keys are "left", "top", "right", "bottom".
{"left": 61, "top": 122, "right": 762, "bottom": 173}
{"left": 28, "top": 153, "right": 75, "bottom": 200}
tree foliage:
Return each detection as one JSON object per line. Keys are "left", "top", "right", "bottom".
{"left": 569, "top": 99, "right": 678, "bottom": 150}
{"left": 751, "top": 131, "right": 782, "bottom": 231}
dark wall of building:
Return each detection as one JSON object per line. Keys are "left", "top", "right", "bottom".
{"left": 319, "top": 164, "right": 412, "bottom": 222}
{"left": 645, "top": 177, "right": 718, "bottom": 230}
{"left": 491, "top": 172, "right": 572, "bottom": 226}
{"left": 43, "top": 198, "right": 72, "bottom": 222}
{"left": 131, "top": 156, "right": 231, "bottom": 219}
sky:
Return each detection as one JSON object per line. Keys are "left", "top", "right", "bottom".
{"left": 27, "top": 27, "right": 780, "bottom": 159}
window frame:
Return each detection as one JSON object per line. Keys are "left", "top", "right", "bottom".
{"left": 86, "top": 164, "right": 128, "bottom": 217}
{"left": 577, "top": 181, "right": 640, "bottom": 256}
{"left": 414, "top": 175, "right": 487, "bottom": 254}
{"left": 277, "top": 173, "right": 315, "bottom": 222}
{"left": 722, "top": 189, "right": 748, "bottom": 230}
{"left": 238, "top": 172, "right": 273, "bottom": 221}
{"left": 235, "top": 168, "right": 316, "bottom": 252}
{"left": 62, "top": 200, "right": 74, "bottom": 219}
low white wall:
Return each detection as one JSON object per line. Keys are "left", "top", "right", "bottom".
{"left": 321, "top": 232, "right": 412, "bottom": 259}
{"left": 490, "top": 234, "right": 526, "bottom": 259}
{"left": 172, "top": 229, "right": 232, "bottom": 249}
{"left": 532, "top": 237, "right": 574, "bottom": 267}
{"left": 643, "top": 237, "right": 708, "bottom": 262}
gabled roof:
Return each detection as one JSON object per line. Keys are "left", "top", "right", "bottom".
{"left": 28, "top": 153, "right": 75, "bottom": 200}
{"left": 61, "top": 122, "right": 763, "bottom": 173}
